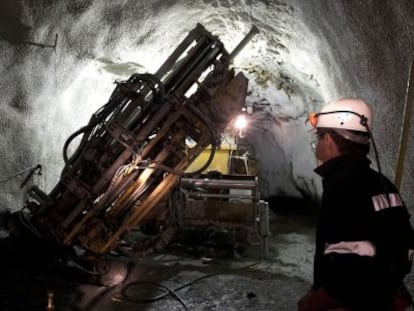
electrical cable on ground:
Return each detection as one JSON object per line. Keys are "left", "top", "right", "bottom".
{"left": 117, "top": 260, "right": 262, "bottom": 309}
{"left": 118, "top": 273, "right": 218, "bottom": 310}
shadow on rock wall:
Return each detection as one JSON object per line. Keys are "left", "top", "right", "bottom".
{"left": 0, "top": 0, "right": 32, "bottom": 45}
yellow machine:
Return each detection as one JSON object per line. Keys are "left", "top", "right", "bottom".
{"left": 186, "top": 144, "right": 257, "bottom": 175}
{"left": 186, "top": 145, "right": 235, "bottom": 174}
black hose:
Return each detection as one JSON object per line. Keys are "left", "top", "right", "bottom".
{"left": 182, "top": 103, "right": 219, "bottom": 176}
{"left": 120, "top": 274, "right": 218, "bottom": 310}
{"left": 61, "top": 73, "right": 165, "bottom": 166}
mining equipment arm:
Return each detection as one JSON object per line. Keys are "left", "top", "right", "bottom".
{"left": 2, "top": 24, "right": 269, "bottom": 267}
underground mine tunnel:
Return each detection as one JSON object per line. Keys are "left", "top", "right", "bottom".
{"left": 0, "top": 0, "right": 414, "bottom": 310}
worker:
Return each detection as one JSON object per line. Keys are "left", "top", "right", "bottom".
{"left": 297, "top": 98, "right": 414, "bottom": 311}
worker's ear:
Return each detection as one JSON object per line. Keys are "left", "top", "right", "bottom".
{"left": 325, "top": 132, "right": 333, "bottom": 143}
{"left": 325, "top": 133, "right": 340, "bottom": 154}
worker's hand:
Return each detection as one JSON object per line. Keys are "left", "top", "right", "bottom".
{"left": 392, "top": 284, "right": 413, "bottom": 311}
{"left": 297, "top": 287, "right": 344, "bottom": 311}
{"left": 297, "top": 288, "right": 317, "bottom": 311}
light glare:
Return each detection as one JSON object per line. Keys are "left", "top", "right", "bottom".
{"left": 234, "top": 114, "right": 248, "bottom": 130}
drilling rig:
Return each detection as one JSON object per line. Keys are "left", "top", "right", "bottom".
{"left": 1, "top": 24, "right": 269, "bottom": 282}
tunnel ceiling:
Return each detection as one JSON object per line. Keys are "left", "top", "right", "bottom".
{"left": 0, "top": 0, "right": 414, "bottom": 212}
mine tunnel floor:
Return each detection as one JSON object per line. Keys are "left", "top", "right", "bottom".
{"left": 1, "top": 203, "right": 413, "bottom": 311}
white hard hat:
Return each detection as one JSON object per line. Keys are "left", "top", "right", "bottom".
{"left": 315, "top": 98, "right": 372, "bottom": 132}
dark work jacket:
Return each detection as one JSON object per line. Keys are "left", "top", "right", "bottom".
{"left": 313, "top": 153, "right": 414, "bottom": 311}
